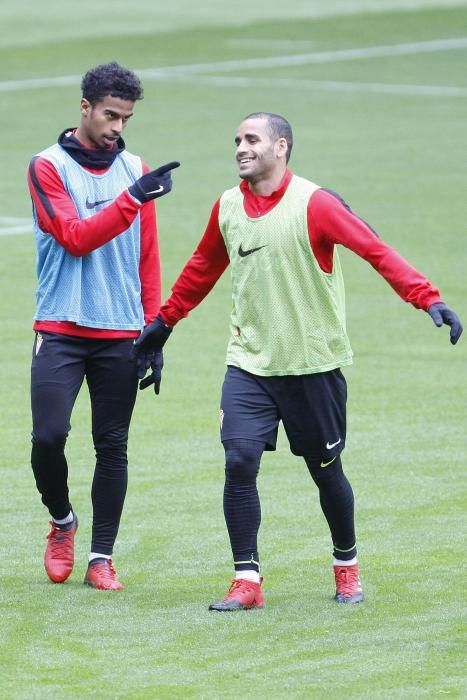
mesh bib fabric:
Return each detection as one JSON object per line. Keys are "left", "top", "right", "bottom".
{"left": 219, "top": 175, "right": 353, "bottom": 376}
{"left": 33, "top": 143, "right": 144, "bottom": 330}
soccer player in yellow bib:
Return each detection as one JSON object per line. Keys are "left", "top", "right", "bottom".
{"left": 133, "top": 112, "right": 462, "bottom": 609}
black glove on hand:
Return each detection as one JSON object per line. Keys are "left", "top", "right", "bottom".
{"left": 130, "top": 315, "right": 173, "bottom": 392}
{"left": 132, "top": 315, "right": 173, "bottom": 354}
{"left": 139, "top": 350, "right": 164, "bottom": 394}
{"left": 428, "top": 303, "right": 463, "bottom": 345}
{"left": 128, "top": 161, "right": 180, "bottom": 203}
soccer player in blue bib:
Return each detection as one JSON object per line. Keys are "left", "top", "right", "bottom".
{"left": 133, "top": 112, "right": 462, "bottom": 608}
{"left": 28, "top": 62, "right": 179, "bottom": 589}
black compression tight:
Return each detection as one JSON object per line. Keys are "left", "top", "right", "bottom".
{"left": 222, "top": 440, "right": 357, "bottom": 567}
{"left": 304, "top": 454, "right": 357, "bottom": 560}
{"left": 223, "top": 439, "right": 264, "bottom": 571}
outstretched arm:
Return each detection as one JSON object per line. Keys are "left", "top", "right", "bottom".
{"left": 308, "top": 188, "right": 462, "bottom": 344}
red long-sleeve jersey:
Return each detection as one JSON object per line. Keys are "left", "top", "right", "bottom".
{"left": 159, "top": 169, "right": 441, "bottom": 326}
{"left": 28, "top": 154, "right": 160, "bottom": 339}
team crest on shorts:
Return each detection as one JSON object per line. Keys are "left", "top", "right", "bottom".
{"left": 219, "top": 409, "right": 224, "bottom": 429}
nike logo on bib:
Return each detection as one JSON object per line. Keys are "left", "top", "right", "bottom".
{"left": 85, "top": 197, "right": 112, "bottom": 209}
{"left": 238, "top": 244, "right": 267, "bottom": 257}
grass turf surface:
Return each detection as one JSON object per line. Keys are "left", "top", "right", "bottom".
{"left": 0, "top": 1, "right": 466, "bottom": 698}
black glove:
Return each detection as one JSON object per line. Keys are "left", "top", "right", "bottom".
{"left": 139, "top": 350, "right": 164, "bottom": 394}
{"left": 428, "top": 303, "right": 463, "bottom": 345}
{"left": 130, "top": 315, "right": 173, "bottom": 391}
{"left": 128, "top": 161, "right": 180, "bottom": 203}
{"left": 132, "top": 315, "right": 173, "bottom": 354}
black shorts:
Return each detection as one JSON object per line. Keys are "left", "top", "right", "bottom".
{"left": 220, "top": 365, "right": 347, "bottom": 459}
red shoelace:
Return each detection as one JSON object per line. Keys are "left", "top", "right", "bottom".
{"left": 335, "top": 565, "right": 360, "bottom": 596}
{"left": 46, "top": 524, "right": 74, "bottom": 557}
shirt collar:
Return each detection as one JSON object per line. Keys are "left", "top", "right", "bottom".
{"left": 58, "top": 128, "right": 125, "bottom": 170}
{"left": 240, "top": 169, "right": 293, "bottom": 214}
{"left": 240, "top": 168, "right": 292, "bottom": 198}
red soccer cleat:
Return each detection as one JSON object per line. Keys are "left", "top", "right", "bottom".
{"left": 334, "top": 563, "right": 364, "bottom": 604}
{"left": 44, "top": 514, "right": 78, "bottom": 583}
{"left": 83, "top": 559, "right": 123, "bottom": 590}
{"left": 209, "top": 577, "right": 264, "bottom": 611}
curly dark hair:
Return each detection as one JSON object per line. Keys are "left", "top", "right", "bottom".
{"left": 81, "top": 61, "right": 144, "bottom": 105}
{"left": 244, "top": 112, "right": 293, "bottom": 163}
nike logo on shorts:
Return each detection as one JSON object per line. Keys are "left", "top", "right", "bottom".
{"left": 326, "top": 437, "right": 342, "bottom": 450}
{"left": 238, "top": 244, "right": 267, "bottom": 258}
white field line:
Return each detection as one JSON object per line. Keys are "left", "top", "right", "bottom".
{"left": 157, "top": 73, "right": 467, "bottom": 97}
{"left": 1, "top": 37, "right": 467, "bottom": 92}
{"left": 226, "top": 39, "right": 320, "bottom": 50}
{"left": 0, "top": 225, "right": 32, "bottom": 236}
{"left": 0, "top": 74, "right": 80, "bottom": 92}
{"left": 0, "top": 217, "right": 31, "bottom": 236}
{"left": 141, "top": 37, "right": 467, "bottom": 75}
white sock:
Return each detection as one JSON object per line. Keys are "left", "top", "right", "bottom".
{"left": 89, "top": 552, "right": 111, "bottom": 563}
{"left": 334, "top": 557, "right": 357, "bottom": 567}
{"left": 53, "top": 511, "right": 73, "bottom": 526}
{"left": 235, "top": 570, "right": 260, "bottom": 583}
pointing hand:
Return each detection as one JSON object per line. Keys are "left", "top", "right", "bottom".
{"left": 129, "top": 161, "right": 180, "bottom": 203}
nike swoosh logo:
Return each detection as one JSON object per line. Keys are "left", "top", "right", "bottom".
{"left": 147, "top": 185, "right": 164, "bottom": 195}
{"left": 238, "top": 244, "right": 267, "bottom": 257}
{"left": 326, "top": 438, "right": 342, "bottom": 450}
{"left": 85, "top": 197, "right": 112, "bottom": 210}
{"left": 320, "top": 456, "right": 337, "bottom": 468}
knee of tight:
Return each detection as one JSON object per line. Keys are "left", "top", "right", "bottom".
{"left": 31, "top": 435, "right": 67, "bottom": 452}
{"left": 224, "top": 439, "right": 264, "bottom": 485}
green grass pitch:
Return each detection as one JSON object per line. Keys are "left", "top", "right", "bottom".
{"left": 0, "top": 1, "right": 466, "bottom": 698}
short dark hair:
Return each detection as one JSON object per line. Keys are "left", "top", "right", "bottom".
{"left": 81, "top": 61, "right": 144, "bottom": 105}
{"left": 244, "top": 112, "right": 293, "bottom": 163}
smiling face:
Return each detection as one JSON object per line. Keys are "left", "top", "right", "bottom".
{"left": 76, "top": 95, "right": 135, "bottom": 150}
{"left": 235, "top": 117, "right": 288, "bottom": 190}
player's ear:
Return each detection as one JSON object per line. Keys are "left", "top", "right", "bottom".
{"left": 80, "top": 98, "right": 92, "bottom": 117}
{"left": 276, "top": 137, "right": 288, "bottom": 159}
